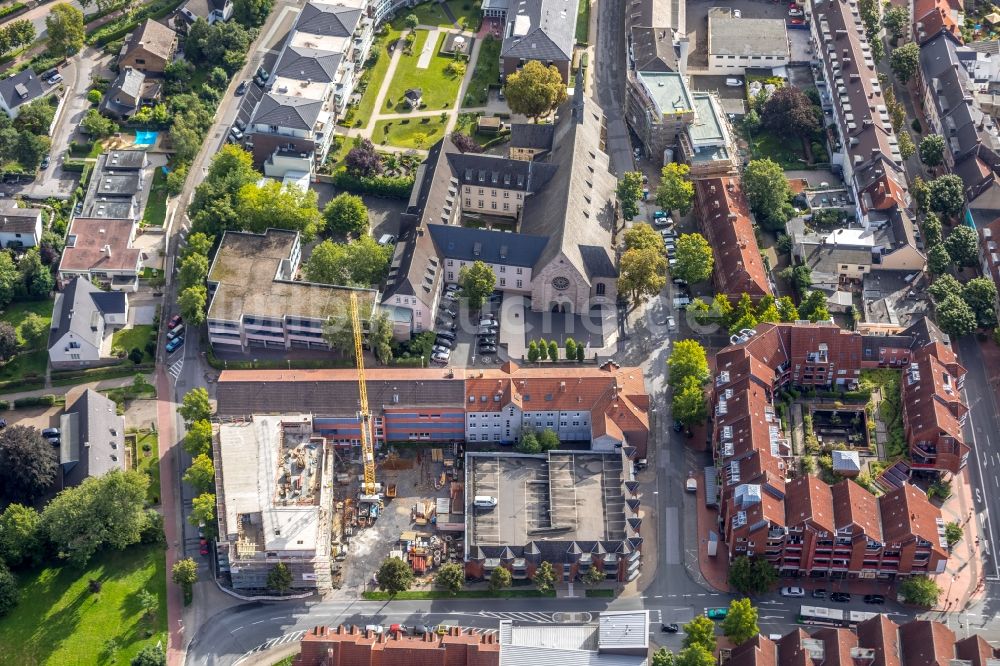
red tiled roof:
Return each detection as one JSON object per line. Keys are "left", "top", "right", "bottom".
{"left": 295, "top": 625, "right": 500, "bottom": 666}
{"left": 914, "top": 0, "right": 963, "bottom": 44}
{"left": 899, "top": 620, "right": 957, "bottom": 666}
{"left": 955, "top": 634, "right": 1000, "bottom": 666}
{"left": 814, "top": 627, "right": 859, "bottom": 664}
{"left": 856, "top": 615, "right": 902, "bottom": 666}
{"left": 878, "top": 484, "right": 945, "bottom": 554}
{"left": 831, "top": 479, "right": 882, "bottom": 541}
{"left": 694, "top": 177, "right": 772, "bottom": 299}
{"left": 59, "top": 218, "right": 141, "bottom": 272}
{"left": 729, "top": 634, "right": 778, "bottom": 666}
{"left": 784, "top": 475, "right": 835, "bottom": 533}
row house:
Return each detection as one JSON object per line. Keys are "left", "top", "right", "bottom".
{"left": 901, "top": 340, "right": 969, "bottom": 471}
{"left": 729, "top": 615, "right": 1000, "bottom": 666}
{"left": 694, "top": 176, "right": 772, "bottom": 300}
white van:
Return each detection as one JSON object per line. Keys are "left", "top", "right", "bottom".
{"left": 167, "top": 324, "right": 185, "bottom": 340}
{"left": 473, "top": 495, "right": 498, "bottom": 509}
{"left": 726, "top": 78, "right": 743, "bottom": 87}
{"left": 378, "top": 234, "right": 396, "bottom": 246}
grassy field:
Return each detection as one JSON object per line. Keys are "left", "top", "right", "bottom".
{"left": 454, "top": 112, "right": 503, "bottom": 146}
{"left": 142, "top": 167, "right": 169, "bottom": 227}
{"left": 348, "top": 27, "right": 402, "bottom": 128}
{"left": 576, "top": 0, "right": 590, "bottom": 44}
{"left": 112, "top": 325, "right": 156, "bottom": 362}
{"left": 745, "top": 128, "right": 808, "bottom": 170}
{"left": 133, "top": 431, "right": 160, "bottom": 505}
{"left": 0, "top": 349, "right": 47, "bottom": 387}
{"left": 0, "top": 299, "right": 53, "bottom": 349}
{"left": 0, "top": 544, "right": 167, "bottom": 665}
{"left": 463, "top": 35, "right": 499, "bottom": 107}
{"left": 392, "top": 0, "right": 481, "bottom": 29}
{"left": 385, "top": 30, "right": 464, "bottom": 111}
{"left": 374, "top": 116, "right": 449, "bottom": 149}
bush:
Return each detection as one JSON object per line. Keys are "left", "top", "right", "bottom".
{"left": 0, "top": 400, "right": 9, "bottom": 410}
{"left": 13, "top": 395, "right": 57, "bottom": 408}
{"left": 87, "top": 0, "right": 185, "bottom": 46}
{"left": 87, "top": 89, "right": 102, "bottom": 105}
{"left": 330, "top": 167, "right": 414, "bottom": 199}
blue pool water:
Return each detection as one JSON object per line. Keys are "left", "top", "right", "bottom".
{"left": 134, "top": 130, "right": 158, "bottom": 146}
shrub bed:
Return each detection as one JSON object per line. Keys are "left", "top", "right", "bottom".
{"left": 330, "top": 167, "right": 414, "bottom": 199}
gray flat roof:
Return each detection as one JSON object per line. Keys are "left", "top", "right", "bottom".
{"left": 709, "top": 11, "right": 789, "bottom": 57}
{"left": 636, "top": 71, "right": 693, "bottom": 116}
{"left": 466, "top": 451, "right": 627, "bottom": 549}
{"left": 690, "top": 93, "right": 725, "bottom": 143}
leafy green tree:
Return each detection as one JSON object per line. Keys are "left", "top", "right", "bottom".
{"left": 743, "top": 159, "right": 791, "bottom": 230}
{"left": 517, "top": 429, "right": 541, "bottom": 453}
{"left": 0, "top": 322, "right": 15, "bottom": 363}
{"left": 617, "top": 171, "right": 644, "bottom": 220}
{"left": 0, "top": 562, "right": 17, "bottom": 618}
{"left": 923, "top": 212, "right": 943, "bottom": 245}
{"left": 0, "top": 253, "right": 18, "bottom": 308}
{"left": 676, "top": 647, "right": 715, "bottom": 666}
{"left": 533, "top": 560, "right": 556, "bottom": 593}
{"left": 890, "top": 42, "right": 920, "bottom": 83}
{"left": 323, "top": 193, "right": 369, "bottom": 237}
{"left": 267, "top": 562, "right": 293, "bottom": 593}
{"left": 584, "top": 565, "right": 605, "bottom": 585}
{"left": 458, "top": 260, "right": 497, "bottom": 308}
{"left": 178, "top": 253, "right": 209, "bottom": 290}
{"left": 17, "top": 248, "right": 53, "bottom": 300}
{"left": 376, "top": 556, "right": 414, "bottom": 595}
{"left": 236, "top": 180, "right": 323, "bottom": 239}
{"left": 404, "top": 13, "right": 419, "bottom": 29}
{"left": 46, "top": 3, "right": 84, "bottom": 55}
{"left": 882, "top": 4, "right": 909, "bottom": 41}
{"left": 722, "top": 598, "right": 759, "bottom": 645}
{"left": 323, "top": 317, "right": 356, "bottom": 359}
{"left": 0, "top": 425, "right": 57, "bottom": 504}
{"left": 929, "top": 174, "right": 966, "bottom": 219}
{"left": 655, "top": 163, "right": 694, "bottom": 215}
{"left": 944, "top": 225, "right": 979, "bottom": 267}
{"left": 920, "top": 134, "right": 946, "bottom": 167}
{"left": 0, "top": 503, "right": 42, "bottom": 567}
{"left": 369, "top": 311, "right": 394, "bottom": 365}
{"left": 564, "top": 337, "right": 577, "bottom": 361}
{"left": 762, "top": 86, "right": 820, "bottom": 140}
{"left": 502, "top": 61, "right": 568, "bottom": 121}
{"left": 798, "top": 290, "right": 830, "bottom": 323}
{"left": 756, "top": 295, "right": 781, "bottom": 324}
{"left": 180, "top": 388, "right": 212, "bottom": 423}
{"left": 548, "top": 340, "right": 558, "bottom": 362}
{"left": 189, "top": 493, "right": 216, "bottom": 532}
{"left": 928, "top": 274, "right": 962, "bottom": 302}
{"left": 576, "top": 344, "right": 585, "bottom": 362}
{"left": 233, "top": 0, "right": 273, "bottom": 27}
{"left": 183, "top": 232, "right": 215, "bottom": 260}
{"left": 183, "top": 454, "right": 215, "bottom": 494}
{"left": 527, "top": 340, "right": 540, "bottom": 363}
{"left": 963, "top": 277, "right": 999, "bottom": 329}
{"left": 928, "top": 244, "right": 953, "bottom": 275}
{"left": 489, "top": 565, "right": 512, "bottom": 591}
{"left": 619, "top": 247, "right": 667, "bottom": 307}
{"left": 17, "top": 131, "right": 49, "bottom": 170}
{"left": 80, "top": 109, "right": 117, "bottom": 138}
{"left": 172, "top": 558, "right": 198, "bottom": 591}
{"left": 727, "top": 556, "right": 777, "bottom": 596}
{"left": 18, "top": 312, "right": 48, "bottom": 351}
{"left": 912, "top": 176, "right": 931, "bottom": 213}
{"left": 667, "top": 339, "right": 709, "bottom": 388}
{"left": 131, "top": 644, "right": 166, "bottom": 666}
{"left": 538, "top": 428, "right": 560, "bottom": 451}
{"left": 683, "top": 616, "right": 716, "bottom": 653}
{"left": 183, "top": 419, "right": 213, "bottom": 457}
{"left": 137, "top": 588, "right": 158, "bottom": 621}
{"left": 178, "top": 285, "right": 207, "bottom": 327}
{"left": 936, "top": 293, "right": 977, "bottom": 338}
{"left": 674, "top": 233, "right": 714, "bottom": 284}
{"left": 42, "top": 470, "right": 150, "bottom": 566}
{"left": 623, "top": 223, "right": 665, "bottom": 253}
{"left": 673, "top": 375, "right": 707, "bottom": 426}
{"left": 777, "top": 295, "right": 799, "bottom": 322}
{"left": 537, "top": 338, "right": 548, "bottom": 361}
{"left": 166, "top": 164, "right": 188, "bottom": 196}
{"left": 728, "top": 293, "right": 758, "bottom": 335}
{"left": 898, "top": 575, "right": 942, "bottom": 607}
{"left": 898, "top": 131, "right": 915, "bottom": 160}
{"left": 945, "top": 521, "right": 963, "bottom": 549}
{"left": 435, "top": 562, "right": 465, "bottom": 595}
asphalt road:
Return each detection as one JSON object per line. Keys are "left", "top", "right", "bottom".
{"left": 0, "top": 0, "right": 84, "bottom": 40}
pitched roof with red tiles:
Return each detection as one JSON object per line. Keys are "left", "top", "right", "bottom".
{"left": 878, "top": 484, "right": 945, "bottom": 553}
{"left": 899, "top": 620, "right": 957, "bottom": 666}
{"left": 901, "top": 343, "right": 968, "bottom": 457}
{"left": 831, "top": 479, "right": 882, "bottom": 541}
{"left": 955, "top": 634, "right": 1000, "bottom": 666}
{"left": 694, "top": 176, "right": 772, "bottom": 299}
{"left": 728, "top": 634, "right": 778, "bottom": 666}
{"left": 295, "top": 625, "right": 501, "bottom": 666}
{"left": 856, "top": 615, "right": 902, "bottom": 666}
{"left": 914, "top": 0, "right": 963, "bottom": 44}
{"left": 777, "top": 629, "right": 816, "bottom": 666}
{"left": 783, "top": 475, "right": 835, "bottom": 533}
{"left": 814, "top": 627, "right": 859, "bottom": 665}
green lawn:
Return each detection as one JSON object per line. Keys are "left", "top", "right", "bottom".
{"left": 0, "top": 299, "right": 53, "bottom": 349}
{"left": 347, "top": 27, "right": 402, "bottom": 128}
{"left": 463, "top": 35, "right": 500, "bottom": 108}
{"left": 374, "top": 116, "right": 449, "bottom": 149}
{"left": 385, "top": 30, "right": 464, "bottom": 111}
{"left": 391, "top": 0, "right": 481, "bottom": 29}
{"left": 575, "top": 0, "right": 591, "bottom": 44}
{"left": 132, "top": 431, "right": 160, "bottom": 505}
{"left": 112, "top": 325, "right": 156, "bottom": 362}
{"left": 0, "top": 349, "right": 48, "bottom": 388}
{"left": 142, "top": 167, "right": 168, "bottom": 227}
{"left": 745, "top": 127, "right": 808, "bottom": 170}
{"left": 0, "top": 544, "right": 167, "bottom": 665}
{"left": 454, "top": 112, "right": 503, "bottom": 146}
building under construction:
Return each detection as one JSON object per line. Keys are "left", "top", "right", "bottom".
{"left": 215, "top": 414, "right": 334, "bottom": 591}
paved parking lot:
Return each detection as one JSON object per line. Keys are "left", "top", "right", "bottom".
{"left": 433, "top": 294, "right": 505, "bottom": 369}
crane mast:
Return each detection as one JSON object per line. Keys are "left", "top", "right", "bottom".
{"left": 350, "top": 293, "right": 377, "bottom": 496}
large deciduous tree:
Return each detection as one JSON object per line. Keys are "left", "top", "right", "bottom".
{"left": 0, "top": 503, "right": 43, "bottom": 567}
{"left": 762, "top": 86, "right": 820, "bottom": 139}
{"left": 963, "top": 277, "right": 999, "bottom": 329}
{"left": 944, "top": 225, "right": 979, "bottom": 267}
{"left": 683, "top": 616, "right": 716, "bottom": 653}
{"left": 458, "top": 260, "right": 497, "bottom": 308}
{"left": 502, "top": 61, "right": 567, "bottom": 121}
{"left": 667, "top": 339, "right": 709, "bottom": 388}
{"left": 722, "top": 598, "right": 759, "bottom": 645}
{"left": 798, "top": 290, "right": 831, "bottom": 323}
{"left": 655, "top": 163, "right": 694, "bottom": 215}
{"left": 46, "top": 3, "right": 84, "bottom": 56}
{"left": 928, "top": 244, "right": 953, "bottom": 275}
{"left": 178, "top": 285, "right": 207, "bottom": 327}
{"left": 727, "top": 556, "right": 777, "bottom": 596}
{"left": 0, "top": 425, "right": 58, "bottom": 504}
{"left": 919, "top": 134, "right": 945, "bottom": 167}
{"left": 743, "top": 159, "right": 792, "bottom": 230}
{"left": 882, "top": 4, "right": 909, "bottom": 42}
{"left": 233, "top": 0, "right": 273, "bottom": 26}
{"left": 890, "top": 42, "right": 920, "bottom": 83}
{"left": 323, "top": 193, "right": 369, "bottom": 237}
{"left": 624, "top": 223, "right": 665, "bottom": 254}
{"left": 376, "top": 556, "right": 414, "bottom": 595}
{"left": 672, "top": 375, "right": 707, "bottom": 426}
{"left": 928, "top": 174, "right": 965, "bottom": 219}
{"left": 673, "top": 233, "right": 714, "bottom": 284}
{"left": 267, "top": 562, "right": 293, "bottom": 593}
{"left": 180, "top": 388, "right": 213, "bottom": 423}
{"left": 936, "top": 293, "right": 977, "bottom": 338}
{"left": 435, "top": 562, "right": 465, "bottom": 595}
{"left": 618, "top": 247, "right": 667, "bottom": 307}
{"left": 183, "top": 454, "right": 216, "bottom": 494}
{"left": 616, "top": 171, "right": 644, "bottom": 220}
{"left": 898, "top": 575, "right": 942, "bottom": 607}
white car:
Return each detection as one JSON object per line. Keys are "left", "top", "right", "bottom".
{"left": 666, "top": 315, "right": 677, "bottom": 331}
{"left": 673, "top": 297, "right": 691, "bottom": 309}
{"left": 781, "top": 586, "right": 805, "bottom": 598}
{"left": 432, "top": 345, "right": 451, "bottom": 354}
{"left": 732, "top": 9, "right": 742, "bottom": 17}
{"left": 654, "top": 217, "right": 672, "bottom": 227}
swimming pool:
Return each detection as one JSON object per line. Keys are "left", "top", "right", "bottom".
{"left": 134, "top": 130, "right": 158, "bottom": 146}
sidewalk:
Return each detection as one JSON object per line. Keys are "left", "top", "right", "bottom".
{"left": 932, "top": 469, "right": 985, "bottom": 612}
{"left": 694, "top": 471, "right": 731, "bottom": 592}
{"left": 156, "top": 366, "right": 185, "bottom": 666}
{"left": 0, "top": 372, "right": 152, "bottom": 400}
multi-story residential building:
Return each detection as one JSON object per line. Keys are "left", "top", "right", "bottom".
{"left": 464, "top": 449, "right": 643, "bottom": 582}
{"left": 495, "top": 0, "right": 579, "bottom": 82}
{"left": 48, "top": 277, "right": 129, "bottom": 368}
{"left": 730, "top": 616, "right": 1000, "bottom": 666}
{"left": 57, "top": 218, "right": 143, "bottom": 291}
{"left": 246, "top": 0, "right": 375, "bottom": 177}
{"left": 693, "top": 177, "right": 772, "bottom": 299}
{"left": 913, "top": 0, "right": 962, "bottom": 45}
{"left": 59, "top": 389, "right": 126, "bottom": 488}
{"left": 707, "top": 7, "right": 789, "bottom": 75}
{"left": 901, "top": 338, "right": 969, "bottom": 471}
{"left": 809, "top": 0, "right": 911, "bottom": 228}
{"left": 117, "top": 19, "right": 177, "bottom": 74}
{"left": 215, "top": 360, "right": 651, "bottom": 455}
{"left": 0, "top": 201, "right": 42, "bottom": 248}
{"left": 79, "top": 150, "right": 150, "bottom": 221}
{"left": 215, "top": 415, "right": 334, "bottom": 591}
{"left": 294, "top": 625, "right": 501, "bottom": 665}
{"left": 205, "top": 228, "right": 379, "bottom": 351}
{"left": 978, "top": 217, "right": 1000, "bottom": 317}
{"left": 383, "top": 92, "right": 617, "bottom": 337}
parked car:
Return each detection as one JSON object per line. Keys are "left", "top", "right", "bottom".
{"left": 255, "top": 65, "right": 269, "bottom": 84}
{"left": 673, "top": 296, "right": 691, "bottom": 309}
{"left": 726, "top": 78, "right": 743, "bottom": 86}
{"left": 48, "top": 73, "right": 63, "bottom": 84}
{"left": 732, "top": 8, "right": 742, "bottom": 17}
{"left": 167, "top": 314, "right": 182, "bottom": 330}
{"left": 435, "top": 330, "right": 456, "bottom": 341}
{"left": 236, "top": 80, "right": 249, "bottom": 95}
{"left": 166, "top": 336, "right": 185, "bottom": 353}
{"left": 378, "top": 234, "right": 396, "bottom": 246}
{"left": 42, "top": 427, "right": 60, "bottom": 442}
{"left": 829, "top": 592, "right": 851, "bottom": 603}
{"left": 781, "top": 586, "right": 805, "bottom": 597}
{"left": 478, "top": 316, "right": 497, "bottom": 326}
{"left": 863, "top": 594, "right": 885, "bottom": 605}
{"left": 431, "top": 352, "right": 450, "bottom": 364}
{"left": 477, "top": 325, "right": 498, "bottom": 335}
{"left": 365, "top": 625, "right": 384, "bottom": 635}
{"left": 672, "top": 277, "right": 687, "bottom": 287}
{"left": 233, "top": 118, "right": 247, "bottom": 132}
{"left": 661, "top": 623, "right": 679, "bottom": 633}
{"left": 167, "top": 324, "right": 185, "bottom": 340}
{"left": 478, "top": 336, "right": 497, "bottom": 345}
{"left": 812, "top": 589, "right": 827, "bottom": 598}
{"left": 705, "top": 607, "right": 728, "bottom": 620}
{"left": 479, "top": 345, "right": 497, "bottom": 354}
{"left": 441, "top": 307, "right": 457, "bottom": 318}
{"left": 434, "top": 338, "right": 454, "bottom": 349}
{"left": 40, "top": 156, "right": 49, "bottom": 169}
{"left": 229, "top": 126, "right": 244, "bottom": 141}
{"left": 665, "top": 315, "right": 677, "bottom": 331}
{"left": 788, "top": 17, "right": 806, "bottom": 26}
{"left": 788, "top": 7, "right": 803, "bottom": 16}
{"left": 436, "top": 320, "right": 457, "bottom": 331}
{"left": 432, "top": 345, "right": 451, "bottom": 354}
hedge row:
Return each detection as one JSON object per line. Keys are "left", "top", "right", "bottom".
{"left": 0, "top": 2, "right": 27, "bottom": 20}
{"left": 87, "top": 0, "right": 185, "bottom": 46}
{"left": 13, "top": 394, "right": 57, "bottom": 408}
{"left": 330, "top": 167, "right": 414, "bottom": 199}
{"left": 62, "top": 159, "right": 87, "bottom": 172}
{"left": 49, "top": 363, "right": 155, "bottom": 386}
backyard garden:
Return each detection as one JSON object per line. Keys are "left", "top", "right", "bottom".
{"left": 384, "top": 30, "right": 466, "bottom": 112}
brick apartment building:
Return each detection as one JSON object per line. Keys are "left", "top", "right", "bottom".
{"left": 294, "top": 625, "right": 500, "bottom": 666}
{"left": 712, "top": 318, "right": 964, "bottom": 579}
{"left": 729, "top": 615, "right": 999, "bottom": 666}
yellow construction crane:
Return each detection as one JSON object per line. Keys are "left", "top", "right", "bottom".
{"left": 350, "top": 292, "right": 377, "bottom": 496}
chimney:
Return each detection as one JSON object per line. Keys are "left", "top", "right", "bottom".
{"left": 103, "top": 244, "right": 112, "bottom": 257}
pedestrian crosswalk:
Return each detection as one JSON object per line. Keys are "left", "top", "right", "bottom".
{"left": 233, "top": 630, "right": 306, "bottom": 665}
{"left": 169, "top": 358, "right": 183, "bottom": 381}
{"left": 476, "top": 611, "right": 555, "bottom": 622}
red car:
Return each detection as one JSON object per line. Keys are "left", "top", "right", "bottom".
{"left": 789, "top": 17, "right": 805, "bottom": 24}
{"left": 200, "top": 545, "right": 210, "bottom": 556}
{"left": 167, "top": 314, "right": 182, "bottom": 330}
